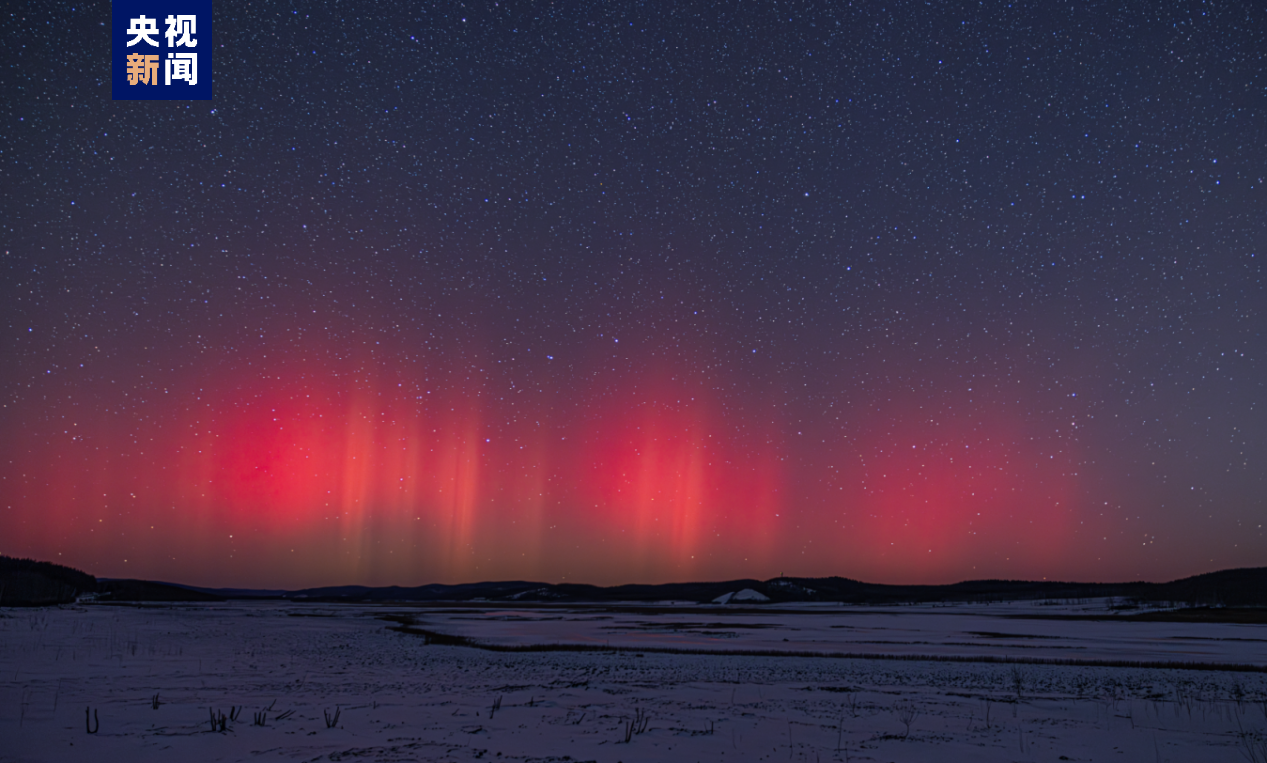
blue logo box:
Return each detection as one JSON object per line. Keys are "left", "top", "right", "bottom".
{"left": 112, "top": 0, "right": 212, "bottom": 100}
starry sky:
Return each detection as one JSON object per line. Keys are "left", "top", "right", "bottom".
{"left": 3, "top": 1, "right": 1265, "bottom": 589}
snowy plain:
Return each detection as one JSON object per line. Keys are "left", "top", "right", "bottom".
{"left": 2, "top": 600, "right": 1266, "bottom": 762}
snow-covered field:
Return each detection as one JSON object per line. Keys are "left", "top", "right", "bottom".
{"left": 412, "top": 598, "right": 1267, "bottom": 665}
{"left": 3, "top": 601, "right": 1266, "bottom": 762}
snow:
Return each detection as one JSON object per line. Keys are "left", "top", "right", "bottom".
{"left": 413, "top": 599, "right": 1267, "bottom": 666}
{"left": 2, "top": 601, "right": 1265, "bottom": 762}
{"left": 713, "top": 588, "right": 771, "bottom": 604}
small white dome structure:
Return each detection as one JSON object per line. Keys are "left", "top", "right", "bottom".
{"left": 713, "top": 588, "right": 770, "bottom": 604}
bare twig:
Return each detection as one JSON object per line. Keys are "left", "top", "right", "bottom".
{"left": 1010, "top": 667, "right": 1027, "bottom": 701}
{"left": 620, "top": 707, "right": 649, "bottom": 743}
{"left": 208, "top": 708, "right": 227, "bottom": 732}
{"left": 894, "top": 701, "right": 917, "bottom": 738}
{"left": 1241, "top": 731, "right": 1267, "bottom": 763}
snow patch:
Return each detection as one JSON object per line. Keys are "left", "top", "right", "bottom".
{"left": 714, "top": 588, "right": 770, "bottom": 604}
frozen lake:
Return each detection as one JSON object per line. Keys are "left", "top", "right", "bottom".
{"left": 2, "top": 601, "right": 1265, "bottom": 762}
{"left": 407, "top": 598, "right": 1267, "bottom": 666}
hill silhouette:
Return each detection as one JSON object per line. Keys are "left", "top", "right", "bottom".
{"left": 0, "top": 555, "right": 222, "bottom": 605}
{"left": 248, "top": 568, "right": 1267, "bottom": 608}
{"left": 0, "top": 556, "right": 96, "bottom": 606}
{"left": 4, "top": 554, "right": 1263, "bottom": 610}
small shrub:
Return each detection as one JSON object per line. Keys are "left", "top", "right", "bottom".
{"left": 894, "top": 701, "right": 917, "bottom": 738}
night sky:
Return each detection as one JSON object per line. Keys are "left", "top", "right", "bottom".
{"left": 3, "top": 1, "right": 1265, "bottom": 589}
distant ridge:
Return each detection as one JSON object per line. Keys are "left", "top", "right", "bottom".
{"left": 0, "top": 555, "right": 222, "bottom": 606}
{"left": 3, "top": 554, "right": 1264, "bottom": 608}
{"left": 0, "top": 555, "right": 96, "bottom": 606}
{"left": 188, "top": 568, "right": 1267, "bottom": 608}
